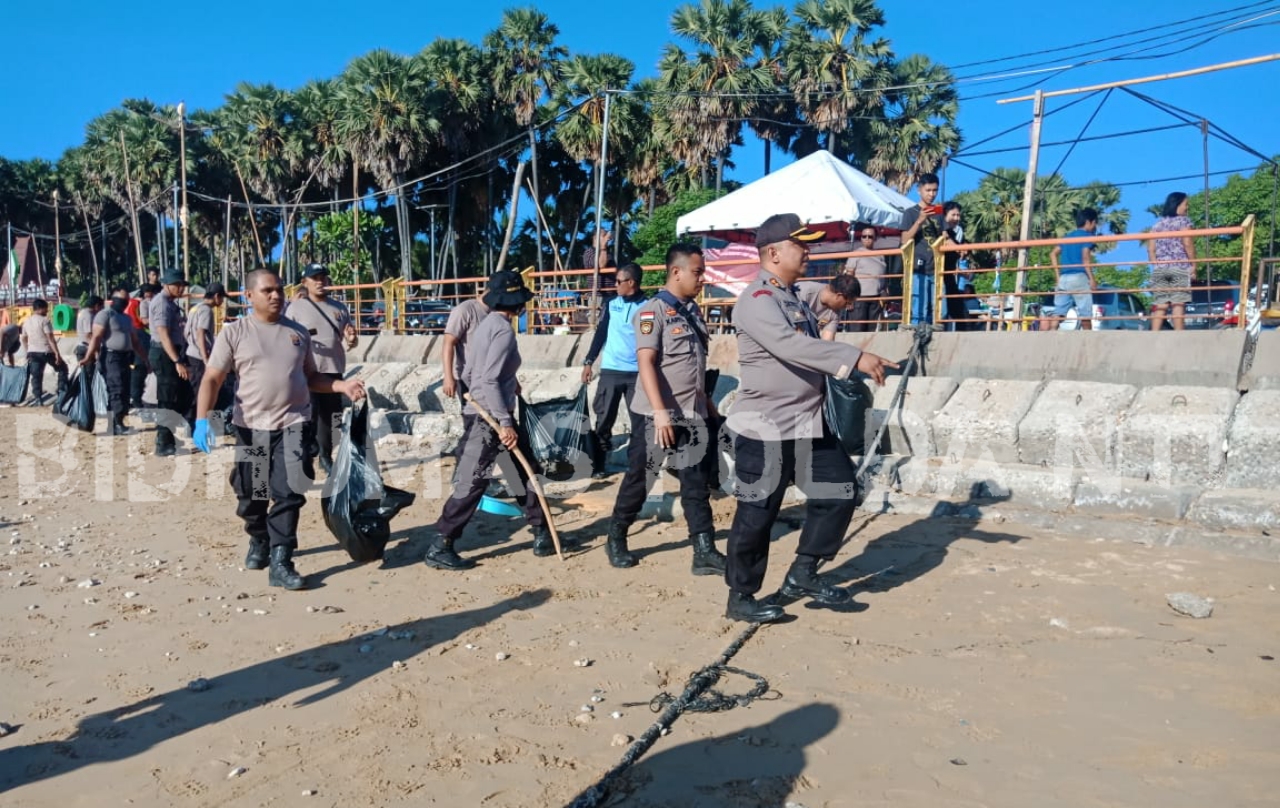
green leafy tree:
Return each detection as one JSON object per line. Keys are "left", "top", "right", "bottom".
{"left": 631, "top": 187, "right": 727, "bottom": 286}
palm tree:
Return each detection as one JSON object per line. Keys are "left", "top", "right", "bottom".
{"left": 865, "top": 54, "right": 961, "bottom": 191}
{"left": 659, "top": 0, "right": 775, "bottom": 189}
{"left": 483, "top": 7, "right": 567, "bottom": 269}
{"left": 336, "top": 49, "right": 438, "bottom": 281}
{"left": 785, "top": 0, "right": 893, "bottom": 162}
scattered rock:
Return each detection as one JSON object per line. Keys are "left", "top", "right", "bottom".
{"left": 573, "top": 713, "right": 594, "bottom": 725}
{"left": 580, "top": 705, "right": 594, "bottom": 713}
{"left": 590, "top": 695, "right": 604, "bottom": 703}
{"left": 227, "top": 767, "right": 247, "bottom": 779}
{"left": 124, "top": 591, "right": 139, "bottom": 599}
{"left": 611, "top": 734, "right": 633, "bottom": 747}
{"left": 392, "top": 660, "right": 406, "bottom": 671}
{"left": 0, "top": 722, "right": 14, "bottom": 737}
{"left": 1167, "top": 592, "right": 1214, "bottom": 619}
{"left": 358, "top": 644, "right": 373, "bottom": 654}
{"left": 76, "top": 579, "right": 100, "bottom": 589}
{"left": 573, "top": 658, "right": 593, "bottom": 668}
{"left": 252, "top": 609, "right": 268, "bottom": 616}
{"left": 187, "top": 678, "right": 211, "bottom": 693}
{"left": 950, "top": 758, "right": 968, "bottom": 766}
{"left": 610, "top": 711, "right": 622, "bottom": 719}
{"left": 301, "top": 790, "right": 316, "bottom": 797}
{"left": 495, "top": 652, "right": 509, "bottom": 661}
{"left": 1049, "top": 618, "right": 1069, "bottom": 629}
{"left": 320, "top": 605, "right": 344, "bottom": 614}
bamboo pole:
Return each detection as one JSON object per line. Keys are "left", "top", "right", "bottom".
{"left": 178, "top": 102, "right": 190, "bottom": 281}
{"left": 463, "top": 393, "right": 564, "bottom": 561}
{"left": 235, "top": 167, "right": 266, "bottom": 266}
{"left": 119, "top": 131, "right": 146, "bottom": 284}
{"left": 998, "top": 54, "right": 1280, "bottom": 104}
{"left": 74, "top": 192, "right": 101, "bottom": 296}
{"left": 494, "top": 161, "right": 528, "bottom": 275}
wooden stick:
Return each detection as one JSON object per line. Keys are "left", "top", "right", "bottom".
{"left": 463, "top": 393, "right": 564, "bottom": 561}
{"left": 998, "top": 54, "right": 1280, "bottom": 103}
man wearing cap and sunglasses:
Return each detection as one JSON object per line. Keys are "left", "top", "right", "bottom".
{"left": 284, "top": 264, "right": 358, "bottom": 474}
{"left": 425, "top": 270, "right": 556, "bottom": 571}
{"left": 149, "top": 271, "right": 191, "bottom": 456}
{"left": 723, "top": 213, "right": 899, "bottom": 624}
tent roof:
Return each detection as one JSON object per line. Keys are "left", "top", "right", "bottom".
{"left": 676, "top": 150, "right": 916, "bottom": 242}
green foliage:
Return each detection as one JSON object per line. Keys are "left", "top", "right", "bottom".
{"left": 631, "top": 187, "right": 726, "bottom": 287}
{"left": 305, "top": 210, "right": 387, "bottom": 285}
{"left": 1177, "top": 161, "right": 1278, "bottom": 277}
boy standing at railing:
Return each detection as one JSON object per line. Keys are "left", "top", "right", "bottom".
{"left": 1049, "top": 208, "right": 1099, "bottom": 331}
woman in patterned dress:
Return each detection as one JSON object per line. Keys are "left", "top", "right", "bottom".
{"left": 1147, "top": 192, "right": 1196, "bottom": 331}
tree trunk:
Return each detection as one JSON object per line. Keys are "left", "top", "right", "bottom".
{"left": 494, "top": 161, "right": 528, "bottom": 275}
{"left": 393, "top": 175, "right": 412, "bottom": 282}
{"left": 529, "top": 127, "right": 544, "bottom": 272}
{"left": 764, "top": 139, "right": 772, "bottom": 176}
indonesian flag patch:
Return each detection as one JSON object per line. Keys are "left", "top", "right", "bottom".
{"left": 639, "top": 310, "right": 656, "bottom": 335}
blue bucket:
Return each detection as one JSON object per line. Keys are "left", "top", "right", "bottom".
{"left": 478, "top": 495, "right": 523, "bottom": 517}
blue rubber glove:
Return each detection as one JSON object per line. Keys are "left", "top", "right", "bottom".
{"left": 193, "top": 419, "right": 212, "bottom": 454}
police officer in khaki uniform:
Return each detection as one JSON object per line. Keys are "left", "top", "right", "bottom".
{"left": 440, "top": 290, "right": 491, "bottom": 405}
{"left": 81, "top": 285, "right": 149, "bottom": 435}
{"left": 795, "top": 274, "right": 860, "bottom": 341}
{"left": 724, "top": 213, "right": 898, "bottom": 624}
{"left": 284, "top": 265, "right": 358, "bottom": 473}
{"left": 185, "top": 282, "right": 226, "bottom": 423}
{"left": 425, "top": 270, "right": 555, "bottom": 570}
{"left": 149, "top": 271, "right": 191, "bottom": 456}
{"left": 603, "top": 244, "right": 725, "bottom": 575}
{"left": 19, "top": 299, "right": 67, "bottom": 404}
{"left": 192, "top": 270, "right": 366, "bottom": 590}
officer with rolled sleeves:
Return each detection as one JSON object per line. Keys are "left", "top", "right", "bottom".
{"left": 283, "top": 265, "right": 358, "bottom": 474}
{"left": 603, "top": 244, "right": 726, "bottom": 575}
{"left": 191, "top": 269, "right": 367, "bottom": 591}
{"left": 149, "top": 271, "right": 191, "bottom": 456}
{"left": 723, "top": 213, "right": 898, "bottom": 624}
{"left": 440, "top": 288, "right": 490, "bottom": 406}
{"left": 81, "top": 286, "right": 149, "bottom": 435}
{"left": 425, "top": 270, "right": 556, "bottom": 570}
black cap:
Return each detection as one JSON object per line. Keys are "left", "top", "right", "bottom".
{"left": 482, "top": 270, "right": 534, "bottom": 309}
{"left": 205, "top": 282, "right": 227, "bottom": 297}
{"left": 159, "top": 271, "right": 189, "bottom": 286}
{"left": 754, "top": 213, "right": 825, "bottom": 249}
{"left": 300, "top": 263, "right": 329, "bottom": 280}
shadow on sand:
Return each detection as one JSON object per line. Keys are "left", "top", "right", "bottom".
{"left": 0, "top": 589, "right": 551, "bottom": 794}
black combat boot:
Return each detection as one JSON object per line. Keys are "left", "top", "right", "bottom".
{"left": 531, "top": 525, "right": 556, "bottom": 557}
{"left": 780, "top": 555, "right": 851, "bottom": 605}
{"left": 155, "top": 426, "right": 176, "bottom": 457}
{"left": 590, "top": 433, "right": 609, "bottom": 480}
{"left": 605, "top": 520, "right": 637, "bottom": 569}
{"left": 726, "top": 591, "right": 785, "bottom": 624}
{"left": 267, "top": 546, "right": 306, "bottom": 590}
{"left": 423, "top": 532, "right": 476, "bottom": 570}
{"left": 244, "top": 537, "right": 269, "bottom": 570}
{"left": 689, "top": 532, "right": 726, "bottom": 576}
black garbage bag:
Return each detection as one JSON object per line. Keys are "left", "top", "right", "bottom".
{"left": 519, "top": 385, "right": 592, "bottom": 480}
{"left": 823, "top": 376, "right": 872, "bottom": 456}
{"left": 322, "top": 400, "right": 416, "bottom": 563}
{"left": 53, "top": 368, "right": 95, "bottom": 433}
{"left": 0, "top": 365, "right": 28, "bottom": 404}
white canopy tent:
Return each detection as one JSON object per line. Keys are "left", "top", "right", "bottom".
{"left": 676, "top": 150, "right": 916, "bottom": 242}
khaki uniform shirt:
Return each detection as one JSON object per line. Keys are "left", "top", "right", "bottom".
{"left": 149, "top": 291, "right": 187, "bottom": 350}
{"left": 283, "top": 296, "right": 353, "bottom": 374}
{"left": 795, "top": 282, "right": 842, "bottom": 339}
{"left": 629, "top": 294, "right": 708, "bottom": 419}
{"left": 93, "top": 309, "right": 136, "bottom": 352}
{"left": 76, "top": 308, "right": 94, "bottom": 343}
{"left": 444, "top": 298, "right": 488, "bottom": 387}
{"left": 729, "top": 270, "right": 863, "bottom": 441}
{"left": 845, "top": 246, "right": 887, "bottom": 297}
{"left": 207, "top": 315, "right": 317, "bottom": 431}
{"left": 463, "top": 312, "right": 520, "bottom": 428}
{"left": 21, "top": 314, "right": 56, "bottom": 354}
{"left": 185, "top": 302, "right": 216, "bottom": 361}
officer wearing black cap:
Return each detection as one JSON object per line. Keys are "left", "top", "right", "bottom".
{"left": 284, "top": 264, "right": 358, "bottom": 473}
{"left": 723, "top": 213, "right": 898, "bottom": 624}
{"left": 425, "top": 270, "right": 555, "bottom": 570}
{"left": 149, "top": 270, "right": 190, "bottom": 456}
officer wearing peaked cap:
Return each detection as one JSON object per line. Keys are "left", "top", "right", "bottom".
{"left": 723, "top": 213, "right": 899, "bottom": 624}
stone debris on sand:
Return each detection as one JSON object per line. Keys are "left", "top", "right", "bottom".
{"left": 1167, "top": 592, "right": 1214, "bottom": 619}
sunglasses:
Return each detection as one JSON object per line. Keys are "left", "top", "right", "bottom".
{"left": 860, "top": 234, "right": 876, "bottom": 240}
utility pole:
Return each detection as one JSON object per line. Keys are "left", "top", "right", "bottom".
{"left": 1012, "top": 90, "right": 1044, "bottom": 321}
{"left": 53, "top": 189, "right": 62, "bottom": 294}
{"left": 178, "top": 101, "right": 190, "bottom": 281}
{"left": 223, "top": 196, "right": 232, "bottom": 288}
{"left": 171, "top": 183, "right": 180, "bottom": 274}
{"left": 1201, "top": 118, "right": 1212, "bottom": 286}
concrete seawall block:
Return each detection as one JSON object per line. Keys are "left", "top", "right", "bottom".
{"left": 1187, "top": 489, "right": 1280, "bottom": 533}
{"left": 933, "top": 379, "right": 1042, "bottom": 464}
{"left": 357, "top": 363, "right": 417, "bottom": 411}
{"left": 1072, "top": 479, "right": 1200, "bottom": 522}
{"left": 1223, "top": 390, "right": 1280, "bottom": 489}
{"left": 516, "top": 334, "right": 581, "bottom": 369}
{"left": 362, "top": 335, "right": 434, "bottom": 364}
{"left": 393, "top": 365, "right": 447, "bottom": 413}
{"left": 1240, "top": 330, "right": 1280, "bottom": 391}
{"left": 869, "top": 376, "right": 957, "bottom": 456}
{"left": 1115, "top": 385, "right": 1238, "bottom": 487}
{"left": 1018, "top": 380, "right": 1138, "bottom": 470}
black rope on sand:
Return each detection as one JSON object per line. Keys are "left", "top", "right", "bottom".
{"left": 564, "top": 623, "right": 773, "bottom": 808}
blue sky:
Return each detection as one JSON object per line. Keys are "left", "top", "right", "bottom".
{"left": 2, "top": 0, "right": 1276, "bottom": 242}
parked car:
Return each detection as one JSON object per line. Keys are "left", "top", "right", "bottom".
{"left": 1053, "top": 285, "right": 1148, "bottom": 331}
{"left": 703, "top": 284, "right": 739, "bottom": 333}
{"left": 1177, "top": 279, "right": 1240, "bottom": 330}
{"left": 359, "top": 302, "right": 385, "bottom": 332}
{"left": 405, "top": 299, "right": 451, "bottom": 333}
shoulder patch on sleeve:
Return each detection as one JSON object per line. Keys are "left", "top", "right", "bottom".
{"left": 638, "top": 311, "right": 656, "bottom": 321}
{"left": 752, "top": 289, "right": 773, "bottom": 298}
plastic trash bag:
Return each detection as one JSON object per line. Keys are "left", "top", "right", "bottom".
{"left": 519, "top": 385, "right": 592, "bottom": 480}
{"left": 0, "top": 365, "right": 28, "bottom": 404}
{"left": 53, "top": 368, "right": 95, "bottom": 433}
{"left": 823, "top": 376, "right": 872, "bottom": 456}
{"left": 322, "top": 399, "right": 415, "bottom": 563}
{"left": 92, "top": 366, "right": 109, "bottom": 417}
